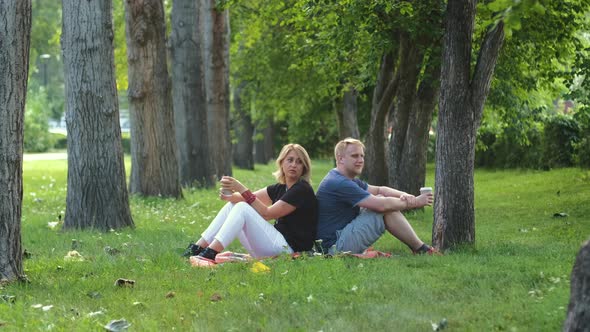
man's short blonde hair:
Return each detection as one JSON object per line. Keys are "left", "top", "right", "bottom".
{"left": 334, "top": 137, "right": 365, "bottom": 161}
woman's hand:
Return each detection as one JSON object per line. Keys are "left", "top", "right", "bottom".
{"left": 219, "top": 176, "right": 247, "bottom": 194}
{"left": 219, "top": 190, "right": 243, "bottom": 203}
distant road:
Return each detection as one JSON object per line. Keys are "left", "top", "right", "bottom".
{"left": 23, "top": 152, "right": 67, "bottom": 161}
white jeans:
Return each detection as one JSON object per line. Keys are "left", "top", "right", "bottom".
{"left": 201, "top": 202, "right": 293, "bottom": 258}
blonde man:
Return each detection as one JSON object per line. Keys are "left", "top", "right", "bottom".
{"left": 316, "top": 138, "right": 439, "bottom": 255}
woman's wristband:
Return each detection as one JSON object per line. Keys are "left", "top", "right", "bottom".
{"left": 241, "top": 189, "right": 256, "bottom": 204}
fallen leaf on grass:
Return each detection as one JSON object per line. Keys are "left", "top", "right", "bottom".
{"left": 87, "top": 311, "right": 104, "bottom": 318}
{"left": 104, "top": 319, "right": 131, "bottom": 332}
{"left": 64, "top": 250, "right": 84, "bottom": 261}
{"left": 431, "top": 318, "right": 448, "bottom": 331}
{"left": 165, "top": 291, "right": 175, "bottom": 298}
{"left": 250, "top": 261, "right": 270, "bottom": 273}
{"left": 210, "top": 293, "right": 222, "bottom": 302}
{"left": 114, "top": 278, "right": 135, "bottom": 288}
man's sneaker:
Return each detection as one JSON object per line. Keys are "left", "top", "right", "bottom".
{"left": 182, "top": 243, "right": 203, "bottom": 257}
{"left": 412, "top": 244, "right": 443, "bottom": 256}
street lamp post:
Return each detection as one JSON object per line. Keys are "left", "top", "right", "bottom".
{"left": 40, "top": 54, "right": 51, "bottom": 87}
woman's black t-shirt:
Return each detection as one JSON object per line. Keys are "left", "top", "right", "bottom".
{"left": 266, "top": 180, "right": 318, "bottom": 252}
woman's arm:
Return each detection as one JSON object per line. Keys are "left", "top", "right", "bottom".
{"left": 251, "top": 199, "right": 296, "bottom": 221}
{"left": 219, "top": 176, "right": 296, "bottom": 220}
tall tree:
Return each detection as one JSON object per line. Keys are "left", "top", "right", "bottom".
{"left": 125, "top": 0, "right": 182, "bottom": 198}
{"left": 563, "top": 238, "right": 590, "bottom": 331}
{"left": 334, "top": 87, "right": 360, "bottom": 140}
{"left": 62, "top": 0, "right": 134, "bottom": 231}
{"left": 170, "top": 0, "right": 215, "bottom": 187}
{"left": 202, "top": 0, "right": 232, "bottom": 178}
{"left": 254, "top": 121, "right": 275, "bottom": 164}
{"left": 232, "top": 81, "right": 255, "bottom": 169}
{"left": 363, "top": 51, "right": 397, "bottom": 185}
{"left": 432, "top": 0, "right": 504, "bottom": 249}
{"left": 0, "top": 0, "right": 31, "bottom": 282}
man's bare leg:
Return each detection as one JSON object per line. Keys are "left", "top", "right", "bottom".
{"left": 383, "top": 210, "right": 424, "bottom": 251}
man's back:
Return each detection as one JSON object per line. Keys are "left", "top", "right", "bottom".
{"left": 316, "top": 169, "right": 370, "bottom": 248}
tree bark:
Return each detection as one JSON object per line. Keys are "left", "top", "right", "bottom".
{"left": 563, "top": 238, "right": 590, "bottom": 332}
{"left": 232, "top": 81, "right": 254, "bottom": 169}
{"left": 397, "top": 46, "right": 441, "bottom": 195}
{"left": 254, "top": 120, "right": 274, "bottom": 164}
{"left": 170, "top": 0, "right": 215, "bottom": 187}
{"left": 335, "top": 86, "right": 360, "bottom": 140}
{"left": 0, "top": 0, "right": 31, "bottom": 282}
{"left": 62, "top": 0, "right": 134, "bottom": 231}
{"left": 433, "top": 0, "right": 504, "bottom": 249}
{"left": 363, "top": 51, "right": 397, "bottom": 185}
{"left": 125, "top": 0, "right": 182, "bottom": 198}
{"left": 202, "top": 0, "right": 232, "bottom": 178}
{"left": 388, "top": 32, "right": 425, "bottom": 191}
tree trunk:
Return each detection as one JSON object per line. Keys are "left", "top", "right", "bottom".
{"left": 202, "top": 0, "right": 232, "bottom": 178}
{"left": 232, "top": 81, "right": 254, "bottom": 169}
{"left": 363, "top": 51, "right": 397, "bottom": 185}
{"left": 335, "top": 86, "right": 360, "bottom": 139}
{"left": 62, "top": 0, "right": 134, "bottom": 231}
{"left": 254, "top": 120, "right": 274, "bottom": 164}
{"left": 563, "top": 238, "right": 590, "bottom": 332}
{"left": 170, "top": 0, "right": 215, "bottom": 187}
{"left": 388, "top": 33, "right": 425, "bottom": 191}
{"left": 433, "top": 0, "right": 504, "bottom": 249}
{"left": 396, "top": 47, "right": 441, "bottom": 195}
{"left": 0, "top": 0, "right": 31, "bottom": 282}
{"left": 125, "top": 0, "right": 182, "bottom": 198}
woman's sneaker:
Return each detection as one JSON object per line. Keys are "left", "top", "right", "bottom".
{"left": 182, "top": 243, "right": 203, "bottom": 257}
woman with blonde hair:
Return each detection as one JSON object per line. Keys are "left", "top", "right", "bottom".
{"left": 184, "top": 144, "right": 318, "bottom": 266}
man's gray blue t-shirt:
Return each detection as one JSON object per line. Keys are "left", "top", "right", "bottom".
{"left": 316, "top": 169, "right": 370, "bottom": 248}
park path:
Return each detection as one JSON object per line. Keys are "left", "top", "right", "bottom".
{"left": 23, "top": 152, "right": 67, "bottom": 161}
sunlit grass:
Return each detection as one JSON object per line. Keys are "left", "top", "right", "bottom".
{"left": 2, "top": 158, "right": 589, "bottom": 331}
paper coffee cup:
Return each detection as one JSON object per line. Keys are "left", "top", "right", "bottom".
{"left": 420, "top": 187, "right": 432, "bottom": 195}
{"left": 221, "top": 189, "right": 233, "bottom": 196}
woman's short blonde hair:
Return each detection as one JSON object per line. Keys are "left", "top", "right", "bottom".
{"left": 334, "top": 137, "right": 365, "bottom": 161}
{"left": 272, "top": 144, "right": 312, "bottom": 184}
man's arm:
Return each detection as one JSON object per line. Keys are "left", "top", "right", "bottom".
{"left": 367, "top": 184, "right": 407, "bottom": 198}
{"left": 357, "top": 194, "right": 409, "bottom": 213}
{"left": 358, "top": 191, "right": 434, "bottom": 213}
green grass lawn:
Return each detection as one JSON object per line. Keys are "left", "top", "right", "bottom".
{"left": 1, "top": 158, "right": 589, "bottom": 331}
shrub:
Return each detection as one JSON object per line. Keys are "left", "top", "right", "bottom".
{"left": 574, "top": 136, "right": 590, "bottom": 168}
{"left": 542, "top": 115, "right": 581, "bottom": 168}
{"left": 24, "top": 90, "right": 54, "bottom": 152}
{"left": 51, "top": 133, "right": 67, "bottom": 149}
{"left": 475, "top": 125, "right": 498, "bottom": 167}
{"left": 476, "top": 122, "right": 543, "bottom": 169}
